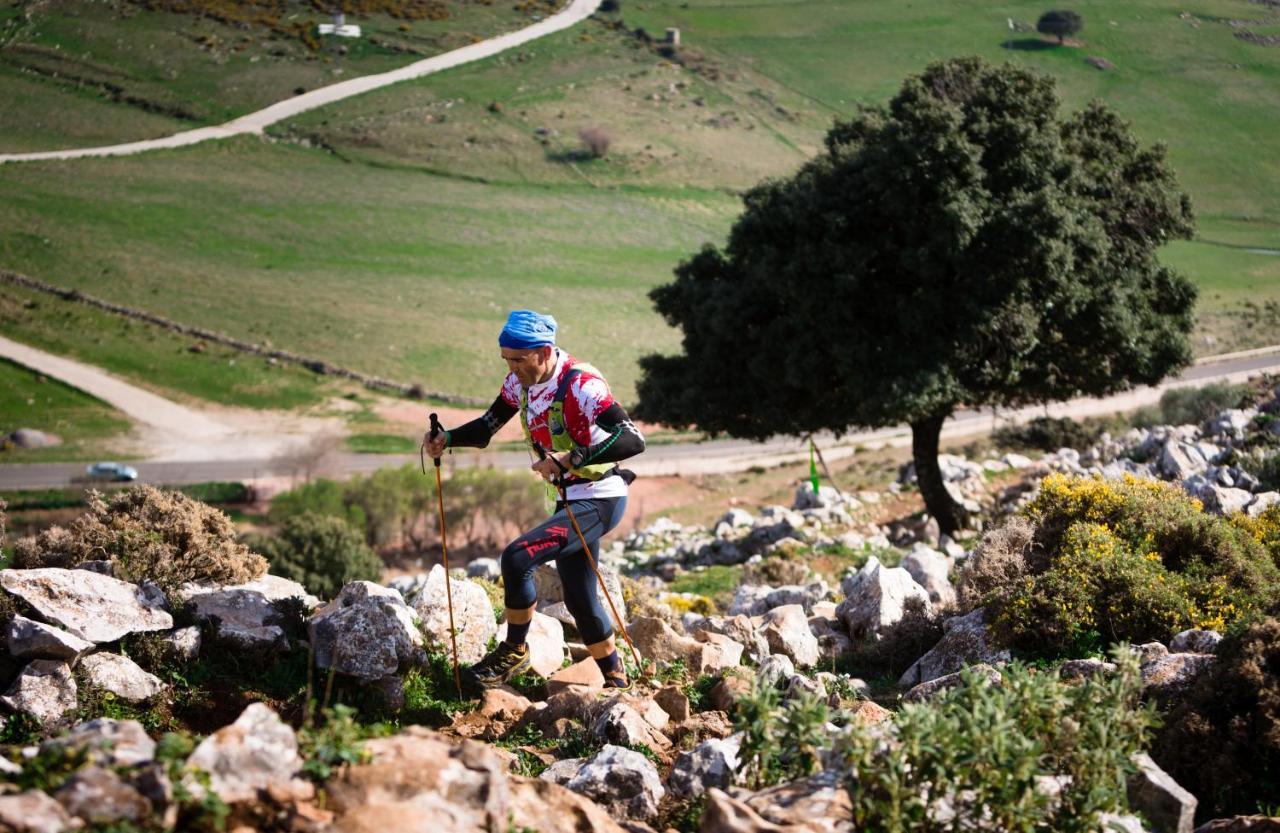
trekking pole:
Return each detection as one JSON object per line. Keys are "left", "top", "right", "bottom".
{"left": 427, "top": 413, "right": 463, "bottom": 699}
{"left": 536, "top": 443, "right": 646, "bottom": 680}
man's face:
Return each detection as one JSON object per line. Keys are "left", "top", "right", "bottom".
{"left": 502, "top": 345, "right": 554, "bottom": 387}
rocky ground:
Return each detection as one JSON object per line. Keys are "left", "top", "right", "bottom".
{"left": 2, "top": 381, "right": 1280, "bottom": 832}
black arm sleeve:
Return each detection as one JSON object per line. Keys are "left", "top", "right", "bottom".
{"left": 446, "top": 395, "right": 517, "bottom": 449}
{"left": 568, "top": 402, "right": 646, "bottom": 467}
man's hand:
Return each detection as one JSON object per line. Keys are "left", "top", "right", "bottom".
{"left": 424, "top": 428, "right": 448, "bottom": 460}
{"left": 531, "top": 453, "right": 572, "bottom": 482}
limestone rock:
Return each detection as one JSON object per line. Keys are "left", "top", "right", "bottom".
{"left": 547, "top": 657, "right": 604, "bottom": 695}
{"left": 185, "top": 703, "right": 303, "bottom": 803}
{"left": 629, "top": 615, "right": 700, "bottom": 665}
{"left": 762, "top": 605, "right": 821, "bottom": 668}
{"left": 697, "top": 631, "right": 746, "bottom": 674}
{"left": 902, "top": 663, "right": 1001, "bottom": 703}
{"left": 310, "top": 581, "right": 424, "bottom": 682}
{"left": 592, "top": 701, "right": 671, "bottom": 753}
{"left": 466, "top": 557, "right": 500, "bottom": 581}
{"left": 1, "top": 568, "right": 172, "bottom": 643}
{"left": 325, "top": 727, "right": 628, "bottom": 833}
{"left": 836, "top": 557, "right": 931, "bottom": 637}
{"left": 56, "top": 765, "right": 152, "bottom": 825}
{"left": 1199, "top": 484, "right": 1254, "bottom": 516}
{"left": 1, "top": 660, "right": 77, "bottom": 724}
{"left": 0, "top": 790, "right": 77, "bottom": 833}
{"left": 533, "top": 561, "right": 626, "bottom": 623}
{"left": 743, "top": 770, "right": 855, "bottom": 833}
{"left": 1058, "top": 658, "right": 1117, "bottom": 681}
{"left": 898, "top": 608, "right": 1010, "bottom": 688}
{"left": 538, "top": 757, "right": 586, "bottom": 785}
{"left": 655, "top": 685, "right": 691, "bottom": 723}
{"left": 496, "top": 611, "right": 566, "bottom": 677}
{"left": 412, "top": 565, "right": 497, "bottom": 665}
{"left": 160, "top": 626, "right": 201, "bottom": 662}
{"left": 901, "top": 545, "right": 957, "bottom": 608}
{"left": 1194, "top": 817, "right": 1280, "bottom": 833}
{"left": 1169, "top": 629, "right": 1222, "bottom": 654}
{"left": 1128, "top": 752, "right": 1196, "bottom": 833}
{"left": 668, "top": 734, "right": 741, "bottom": 798}
{"left": 710, "top": 668, "right": 753, "bottom": 712}
{"left": 758, "top": 654, "right": 795, "bottom": 689}
{"left": 42, "top": 718, "right": 156, "bottom": 767}
{"left": 690, "top": 614, "right": 771, "bottom": 663}
{"left": 847, "top": 700, "right": 892, "bottom": 728}
{"left": 4, "top": 616, "right": 94, "bottom": 661}
{"left": 1141, "top": 653, "right": 1215, "bottom": 696}
{"left": 566, "top": 744, "right": 665, "bottom": 820}
{"left": 79, "top": 653, "right": 165, "bottom": 702}
{"left": 179, "top": 574, "right": 317, "bottom": 651}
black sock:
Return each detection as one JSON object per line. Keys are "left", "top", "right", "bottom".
{"left": 505, "top": 619, "right": 531, "bottom": 649}
{"left": 595, "top": 650, "right": 623, "bottom": 677}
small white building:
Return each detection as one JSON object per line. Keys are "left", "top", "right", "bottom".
{"left": 319, "top": 13, "right": 361, "bottom": 38}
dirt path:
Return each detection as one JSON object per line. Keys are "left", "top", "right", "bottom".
{"left": 0, "top": 334, "right": 341, "bottom": 462}
{"left": 0, "top": 0, "right": 602, "bottom": 165}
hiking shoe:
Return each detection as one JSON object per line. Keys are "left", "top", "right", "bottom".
{"left": 467, "top": 641, "right": 532, "bottom": 689}
{"left": 600, "top": 670, "right": 632, "bottom": 694}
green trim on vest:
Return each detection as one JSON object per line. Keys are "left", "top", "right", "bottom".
{"left": 519, "top": 363, "right": 616, "bottom": 482}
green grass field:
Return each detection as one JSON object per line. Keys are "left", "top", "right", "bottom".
{"left": 0, "top": 0, "right": 1277, "bottom": 408}
{"left": 0, "top": 0, "right": 559, "bottom": 151}
{"left": 0, "top": 357, "right": 133, "bottom": 462}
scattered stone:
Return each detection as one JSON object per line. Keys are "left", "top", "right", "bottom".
{"left": 592, "top": 700, "right": 671, "bottom": 753}
{"left": 697, "top": 631, "right": 747, "bottom": 673}
{"left": 547, "top": 656, "right": 604, "bottom": 695}
{"left": 79, "top": 653, "right": 165, "bottom": 702}
{"left": 4, "top": 615, "right": 94, "bottom": 661}
{"left": 42, "top": 718, "right": 156, "bottom": 767}
{"left": 186, "top": 703, "right": 303, "bottom": 803}
{"left": 655, "top": 685, "right": 691, "bottom": 723}
{"left": 1199, "top": 484, "right": 1254, "bottom": 516}
{"left": 742, "top": 770, "right": 854, "bottom": 832}
{"left": 757, "top": 654, "right": 795, "bottom": 689}
{"left": 1, "top": 659, "right": 77, "bottom": 724}
{"left": 7, "top": 428, "right": 60, "bottom": 449}
{"left": 496, "top": 611, "right": 566, "bottom": 677}
{"left": 902, "top": 663, "right": 1001, "bottom": 703}
{"left": 709, "top": 667, "right": 753, "bottom": 712}
{"left": 179, "top": 574, "right": 316, "bottom": 651}
{"left": 1169, "top": 629, "right": 1222, "bottom": 654}
{"left": 1058, "top": 658, "right": 1117, "bottom": 681}
{"left": 629, "top": 615, "right": 703, "bottom": 664}
{"left": 538, "top": 757, "right": 586, "bottom": 785}
{"left": 452, "top": 686, "right": 533, "bottom": 740}
{"left": 1100, "top": 813, "right": 1151, "bottom": 833}
{"left": 1085, "top": 55, "right": 1116, "bottom": 70}
{"left": 1, "top": 568, "right": 172, "bottom": 643}
{"left": 466, "top": 557, "right": 500, "bottom": 581}
{"left": 847, "top": 700, "right": 892, "bottom": 728}
{"left": 898, "top": 608, "right": 1010, "bottom": 688}
{"left": 1141, "top": 653, "right": 1215, "bottom": 696}
{"left": 310, "top": 581, "right": 424, "bottom": 682}
{"left": 412, "top": 565, "right": 497, "bottom": 665}
{"left": 668, "top": 734, "right": 741, "bottom": 798}
{"left": 1194, "top": 818, "right": 1280, "bottom": 833}
{"left": 836, "top": 557, "right": 932, "bottom": 637}
{"left": 762, "top": 604, "right": 821, "bottom": 668}
{"left": 1128, "top": 752, "right": 1197, "bottom": 833}
{"left": 56, "top": 765, "right": 152, "bottom": 825}
{"left": 161, "top": 626, "right": 201, "bottom": 662}
{"left": 0, "top": 790, "right": 76, "bottom": 833}
{"left": 901, "top": 545, "right": 957, "bottom": 608}
{"left": 566, "top": 744, "right": 665, "bottom": 819}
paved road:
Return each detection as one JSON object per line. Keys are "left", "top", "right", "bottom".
{"left": 0, "top": 0, "right": 602, "bottom": 165}
{"left": 6, "top": 346, "right": 1279, "bottom": 490}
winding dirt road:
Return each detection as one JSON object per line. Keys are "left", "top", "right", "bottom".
{"left": 3, "top": 333, "right": 1279, "bottom": 490}
{"left": 0, "top": 0, "right": 602, "bottom": 165}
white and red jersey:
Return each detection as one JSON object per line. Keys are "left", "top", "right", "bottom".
{"left": 499, "top": 349, "right": 628, "bottom": 500}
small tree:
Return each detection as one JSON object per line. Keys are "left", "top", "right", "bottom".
{"left": 579, "top": 126, "right": 613, "bottom": 159}
{"left": 1037, "top": 10, "right": 1083, "bottom": 43}
{"left": 252, "top": 512, "right": 384, "bottom": 599}
{"left": 636, "top": 57, "right": 1195, "bottom": 534}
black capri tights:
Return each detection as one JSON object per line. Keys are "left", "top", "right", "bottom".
{"left": 500, "top": 495, "right": 627, "bottom": 645}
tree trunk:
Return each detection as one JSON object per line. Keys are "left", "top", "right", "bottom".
{"left": 910, "top": 411, "right": 968, "bottom": 536}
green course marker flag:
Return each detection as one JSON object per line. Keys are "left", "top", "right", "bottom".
{"left": 809, "top": 437, "right": 820, "bottom": 495}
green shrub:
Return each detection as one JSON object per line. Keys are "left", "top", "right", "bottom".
{"left": 12, "top": 486, "right": 266, "bottom": 591}
{"left": 1152, "top": 618, "right": 1280, "bottom": 819}
{"left": 268, "top": 478, "right": 366, "bottom": 531}
{"left": 1237, "top": 448, "right": 1280, "bottom": 492}
{"left": 298, "top": 704, "right": 385, "bottom": 782}
{"left": 840, "top": 651, "right": 1155, "bottom": 831}
{"left": 992, "top": 416, "right": 1101, "bottom": 453}
{"left": 1158, "top": 381, "right": 1248, "bottom": 427}
{"left": 248, "top": 512, "right": 384, "bottom": 599}
{"left": 733, "top": 680, "right": 830, "bottom": 789}
{"left": 972, "top": 474, "right": 1280, "bottom": 659}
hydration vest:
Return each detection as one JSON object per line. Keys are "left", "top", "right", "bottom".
{"left": 519, "top": 362, "right": 618, "bottom": 485}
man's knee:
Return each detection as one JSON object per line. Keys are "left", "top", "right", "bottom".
{"left": 499, "top": 541, "right": 527, "bottom": 583}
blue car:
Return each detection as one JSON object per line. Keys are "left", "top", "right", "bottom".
{"left": 85, "top": 462, "right": 139, "bottom": 482}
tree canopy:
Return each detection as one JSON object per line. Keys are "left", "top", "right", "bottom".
{"left": 1038, "top": 10, "right": 1084, "bottom": 43}
{"left": 636, "top": 57, "right": 1196, "bottom": 532}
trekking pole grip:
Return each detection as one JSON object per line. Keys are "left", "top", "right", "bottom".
{"left": 429, "top": 413, "right": 443, "bottom": 469}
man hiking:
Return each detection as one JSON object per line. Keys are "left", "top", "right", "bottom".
{"left": 425, "top": 310, "right": 645, "bottom": 691}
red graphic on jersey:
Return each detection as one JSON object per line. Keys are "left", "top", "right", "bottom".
{"left": 500, "top": 354, "right": 615, "bottom": 453}
{"left": 522, "top": 525, "right": 569, "bottom": 558}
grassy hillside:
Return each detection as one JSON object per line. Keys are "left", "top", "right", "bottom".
{"left": 0, "top": 0, "right": 561, "bottom": 151}
{"left": 0, "top": 357, "right": 133, "bottom": 462}
{"left": 0, "top": 0, "right": 1277, "bottom": 406}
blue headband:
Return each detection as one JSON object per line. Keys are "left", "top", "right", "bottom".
{"left": 499, "top": 310, "right": 557, "bottom": 349}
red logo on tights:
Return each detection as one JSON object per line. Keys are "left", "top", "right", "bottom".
{"left": 522, "top": 525, "right": 569, "bottom": 557}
